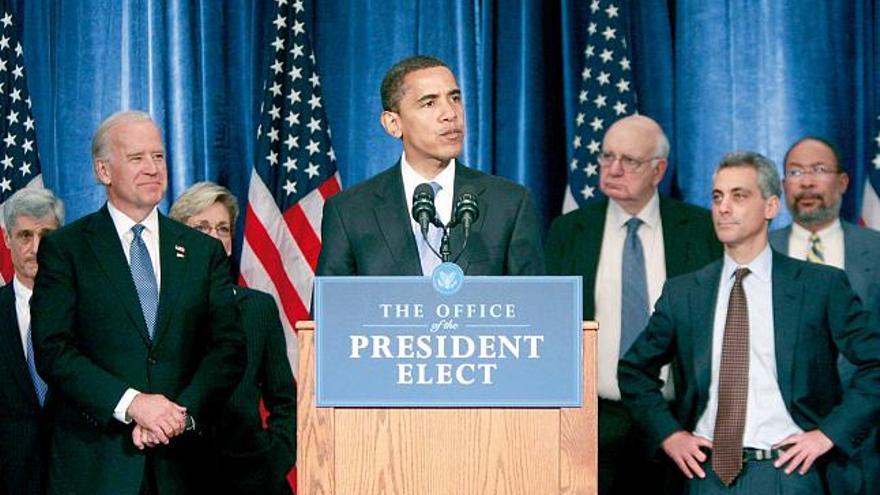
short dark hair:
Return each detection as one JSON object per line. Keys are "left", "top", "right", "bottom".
{"left": 783, "top": 136, "right": 844, "bottom": 172}
{"left": 380, "top": 55, "right": 450, "bottom": 112}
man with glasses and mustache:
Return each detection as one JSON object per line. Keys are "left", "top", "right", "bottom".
{"left": 769, "top": 136, "right": 880, "bottom": 495}
{"left": 546, "top": 114, "right": 722, "bottom": 494}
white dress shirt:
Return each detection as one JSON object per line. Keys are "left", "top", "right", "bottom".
{"left": 787, "top": 219, "right": 844, "bottom": 269}
{"left": 13, "top": 275, "right": 32, "bottom": 358}
{"left": 106, "top": 201, "right": 163, "bottom": 423}
{"left": 595, "top": 193, "right": 672, "bottom": 400}
{"left": 693, "top": 245, "right": 802, "bottom": 449}
{"left": 400, "top": 153, "right": 456, "bottom": 227}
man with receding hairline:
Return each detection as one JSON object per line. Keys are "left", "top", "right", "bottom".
{"left": 546, "top": 114, "right": 721, "bottom": 494}
{"left": 316, "top": 55, "right": 543, "bottom": 277}
{"left": 31, "top": 110, "right": 244, "bottom": 495}
{"left": 770, "top": 136, "right": 880, "bottom": 495}
{"left": 0, "top": 188, "right": 63, "bottom": 495}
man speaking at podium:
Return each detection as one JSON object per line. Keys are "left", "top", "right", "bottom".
{"left": 316, "top": 55, "right": 544, "bottom": 277}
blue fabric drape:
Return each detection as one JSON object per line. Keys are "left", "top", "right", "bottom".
{"left": 10, "top": 0, "right": 880, "bottom": 237}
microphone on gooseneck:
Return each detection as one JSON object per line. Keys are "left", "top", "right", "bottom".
{"left": 453, "top": 186, "right": 479, "bottom": 240}
{"left": 412, "top": 183, "right": 438, "bottom": 238}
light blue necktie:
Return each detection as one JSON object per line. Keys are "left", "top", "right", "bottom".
{"left": 26, "top": 324, "right": 47, "bottom": 406}
{"left": 620, "top": 217, "right": 649, "bottom": 357}
{"left": 417, "top": 182, "right": 443, "bottom": 276}
{"left": 130, "top": 224, "right": 159, "bottom": 339}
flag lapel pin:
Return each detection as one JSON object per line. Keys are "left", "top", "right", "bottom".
{"left": 175, "top": 245, "right": 186, "bottom": 258}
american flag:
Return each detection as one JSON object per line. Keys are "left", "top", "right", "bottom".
{"left": 860, "top": 115, "right": 880, "bottom": 229}
{"left": 563, "top": 0, "right": 638, "bottom": 212}
{"left": 0, "top": 2, "right": 43, "bottom": 285}
{"left": 239, "top": 0, "right": 341, "bottom": 377}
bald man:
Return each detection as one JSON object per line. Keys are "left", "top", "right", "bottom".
{"left": 546, "top": 115, "right": 722, "bottom": 494}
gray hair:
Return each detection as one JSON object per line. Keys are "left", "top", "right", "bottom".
{"left": 653, "top": 128, "right": 670, "bottom": 160}
{"left": 91, "top": 110, "right": 157, "bottom": 180}
{"left": 714, "top": 151, "right": 782, "bottom": 199}
{"left": 169, "top": 181, "right": 240, "bottom": 227}
{"left": 3, "top": 188, "right": 65, "bottom": 231}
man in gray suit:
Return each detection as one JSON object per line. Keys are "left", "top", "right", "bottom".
{"left": 769, "top": 136, "right": 880, "bottom": 495}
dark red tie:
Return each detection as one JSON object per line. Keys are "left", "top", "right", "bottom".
{"left": 713, "top": 267, "right": 750, "bottom": 486}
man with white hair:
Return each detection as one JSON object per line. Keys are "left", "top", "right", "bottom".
{"left": 31, "top": 110, "right": 244, "bottom": 495}
{"left": 546, "top": 115, "right": 722, "bottom": 494}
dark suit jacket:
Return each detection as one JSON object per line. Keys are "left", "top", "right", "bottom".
{"left": 770, "top": 222, "right": 880, "bottom": 494}
{"left": 545, "top": 197, "right": 722, "bottom": 318}
{"left": 618, "top": 252, "right": 880, "bottom": 459}
{"left": 769, "top": 221, "right": 880, "bottom": 327}
{"left": 31, "top": 206, "right": 245, "bottom": 495}
{"left": 315, "top": 161, "right": 545, "bottom": 276}
{"left": 209, "top": 287, "right": 296, "bottom": 495}
{"left": 0, "top": 283, "right": 47, "bottom": 495}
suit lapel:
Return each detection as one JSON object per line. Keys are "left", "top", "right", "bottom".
{"left": 660, "top": 198, "right": 693, "bottom": 277}
{"left": 771, "top": 252, "right": 802, "bottom": 406}
{"left": 85, "top": 206, "right": 152, "bottom": 346}
{"left": 578, "top": 203, "right": 607, "bottom": 319}
{"left": 450, "top": 165, "right": 488, "bottom": 274}
{"left": 0, "top": 286, "right": 39, "bottom": 404}
{"left": 692, "top": 262, "right": 721, "bottom": 399}
{"left": 151, "top": 216, "right": 186, "bottom": 348}
{"left": 842, "top": 223, "right": 873, "bottom": 295}
{"left": 373, "top": 163, "right": 422, "bottom": 275}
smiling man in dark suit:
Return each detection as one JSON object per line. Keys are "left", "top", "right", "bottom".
{"left": 0, "top": 188, "right": 63, "bottom": 495}
{"left": 619, "top": 151, "right": 880, "bottom": 493}
{"left": 545, "top": 115, "right": 721, "bottom": 494}
{"left": 316, "top": 55, "right": 544, "bottom": 277}
{"left": 31, "top": 110, "right": 244, "bottom": 495}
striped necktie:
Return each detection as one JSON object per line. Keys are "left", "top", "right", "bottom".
{"left": 806, "top": 233, "right": 824, "bottom": 264}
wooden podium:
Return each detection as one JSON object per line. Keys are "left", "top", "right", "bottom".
{"left": 296, "top": 320, "right": 598, "bottom": 495}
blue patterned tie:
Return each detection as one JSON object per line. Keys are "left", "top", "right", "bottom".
{"left": 620, "top": 217, "right": 649, "bottom": 357}
{"left": 130, "top": 224, "right": 158, "bottom": 339}
{"left": 417, "top": 182, "right": 443, "bottom": 276}
{"left": 26, "top": 325, "right": 47, "bottom": 406}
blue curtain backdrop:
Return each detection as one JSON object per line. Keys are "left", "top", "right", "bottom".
{"left": 10, "top": 0, "right": 880, "bottom": 248}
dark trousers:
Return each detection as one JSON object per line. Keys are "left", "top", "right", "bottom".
{"left": 687, "top": 456, "right": 825, "bottom": 495}
{"left": 599, "top": 398, "right": 683, "bottom": 495}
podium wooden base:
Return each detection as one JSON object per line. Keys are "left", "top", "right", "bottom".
{"left": 297, "top": 321, "right": 598, "bottom": 494}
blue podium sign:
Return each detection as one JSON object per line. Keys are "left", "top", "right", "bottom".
{"left": 313, "top": 271, "right": 582, "bottom": 407}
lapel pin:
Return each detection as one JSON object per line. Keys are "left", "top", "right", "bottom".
{"left": 175, "top": 244, "right": 186, "bottom": 258}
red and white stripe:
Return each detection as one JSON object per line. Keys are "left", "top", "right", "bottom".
{"left": 239, "top": 170, "right": 341, "bottom": 376}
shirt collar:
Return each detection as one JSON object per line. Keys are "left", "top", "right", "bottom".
{"left": 401, "top": 152, "right": 456, "bottom": 198}
{"left": 12, "top": 274, "right": 31, "bottom": 301}
{"left": 608, "top": 191, "right": 661, "bottom": 230}
{"left": 722, "top": 242, "right": 773, "bottom": 283}
{"left": 107, "top": 201, "right": 160, "bottom": 238}
{"left": 790, "top": 218, "right": 842, "bottom": 242}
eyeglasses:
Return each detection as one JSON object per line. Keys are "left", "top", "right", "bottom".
{"left": 190, "top": 222, "right": 232, "bottom": 238}
{"left": 597, "top": 151, "right": 659, "bottom": 171}
{"left": 784, "top": 164, "right": 840, "bottom": 179}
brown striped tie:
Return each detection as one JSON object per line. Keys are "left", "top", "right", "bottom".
{"left": 713, "top": 267, "right": 751, "bottom": 486}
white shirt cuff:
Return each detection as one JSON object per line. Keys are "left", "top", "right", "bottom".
{"left": 113, "top": 388, "right": 141, "bottom": 423}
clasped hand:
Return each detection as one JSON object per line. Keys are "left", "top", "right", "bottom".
{"left": 126, "top": 393, "right": 187, "bottom": 450}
